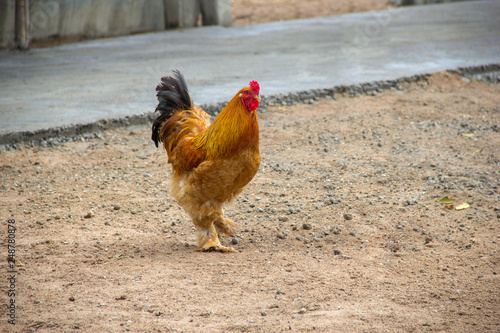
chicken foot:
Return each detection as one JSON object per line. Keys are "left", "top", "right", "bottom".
{"left": 194, "top": 212, "right": 236, "bottom": 253}
{"left": 196, "top": 225, "right": 236, "bottom": 253}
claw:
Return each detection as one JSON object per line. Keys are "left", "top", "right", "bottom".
{"left": 198, "top": 237, "right": 237, "bottom": 253}
{"left": 200, "top": 245, "right": 237, "bottom": 253}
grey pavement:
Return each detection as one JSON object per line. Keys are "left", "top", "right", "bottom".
{"left": 0, "top": 0, "right": 499, "bottom": 143}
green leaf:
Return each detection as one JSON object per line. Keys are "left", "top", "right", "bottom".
{"left": 439, "top": 197, "right": 454, "bottom": 204}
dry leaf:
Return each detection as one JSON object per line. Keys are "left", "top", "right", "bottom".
{"left": 278, "top": 107, "right": 287, "bottom": 112}
{"left": 7, "top": 256, "right": 24, "bottom": 266}
{"left": 461, "top": 133, "right": 474, "bottom": 137}
{"left": 455, "top": 202, "right": 470, "bottom": 210}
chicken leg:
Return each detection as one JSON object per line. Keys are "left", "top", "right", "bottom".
{"left": 194, "top": 212, "right": 236, "bottom": 252}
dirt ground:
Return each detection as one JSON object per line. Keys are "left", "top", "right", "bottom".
{"left": 231, "top": 0, "right": 389, "bottom": 26}
{"left": 1, "top": 71, "right": 499, "bottom": 332}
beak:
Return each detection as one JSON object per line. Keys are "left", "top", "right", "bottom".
{"left": 255, "top": 95, "right": 261, "bottom": 101}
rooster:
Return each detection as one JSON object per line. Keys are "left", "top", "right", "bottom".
{"left": 152, "top": 70, "right": 261, "bottom": 252}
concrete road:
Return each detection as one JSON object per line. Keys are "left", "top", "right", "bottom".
{"left": 0, "top": 0, "right": 499, "bottom": 141}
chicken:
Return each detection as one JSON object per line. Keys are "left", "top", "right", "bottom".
{"left": 151, "top": 70, "right": 261, "bottom": 252}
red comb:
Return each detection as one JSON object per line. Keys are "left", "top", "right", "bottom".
{"left": 249, "top": 81, "right": 260, "bottom": 95}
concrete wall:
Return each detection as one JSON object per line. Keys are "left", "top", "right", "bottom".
{"left": 0, "top": 0, "right": 16, "bottom": 48}
{"left": 0, "top": 0, "right": 231, "bottom": 48}
{"left": 166, "top": 0, "right": 231, "bottom": 28}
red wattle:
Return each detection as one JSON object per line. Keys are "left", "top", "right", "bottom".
{"left": 241, "top": 97, "right": 259, "bottom": 111}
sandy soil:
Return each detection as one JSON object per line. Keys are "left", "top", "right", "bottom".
{"left": 1, "top": 72, "right": 499, "bottom": 332}
{"left": 232, "top": 0, "right": 390, "bottom": 26}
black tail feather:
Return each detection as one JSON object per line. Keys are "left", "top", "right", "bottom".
{"left": 151, "top": 70, "right": 193, "bottom": 147}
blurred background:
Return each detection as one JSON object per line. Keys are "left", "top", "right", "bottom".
{"left": 0, "top": 0, "right": 459, "bottom": 49}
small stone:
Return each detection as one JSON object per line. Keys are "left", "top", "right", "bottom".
{"left": 330, "top": 226, "right": 342, "bottom": 235}
{"left": 105, "top": 221, "right": 112, "bottom": 226}
{"left": 231, "top": 238, "right": 239, "bottom": 245}
{"left": 349, "top": 231, "right": 356, "bottom": 237}
{"left": 261, "top": 310, "right": 267, "bottom": 316}
{"left": 302, "top": 223, "right": 312, "bottom": 230}
{"left": 69, "top": 296, "right": 75, "bottom": 302}
{"left": 413, "top": 226, "right": 420, "bottom": 232}
{"left": 343, "top": 213, "right": 353, "bottom": 221}
{"left": 113, "top": 203, "right": 121, "bottom": 210}
{"left": 333, "top": 249, "right": 341, "bottom": 255}
{"left": 397, "top": 225, "right": 404, "bottom": 230}
{"left": 84, "top": 210, "right": 94, "bottom": 219}
{"left": 135, "top": 153, "right": 151, "bottom": 160}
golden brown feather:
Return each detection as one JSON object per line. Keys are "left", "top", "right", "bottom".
{"left": 152, "top": 71, "right": 261, "bottom": 252}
